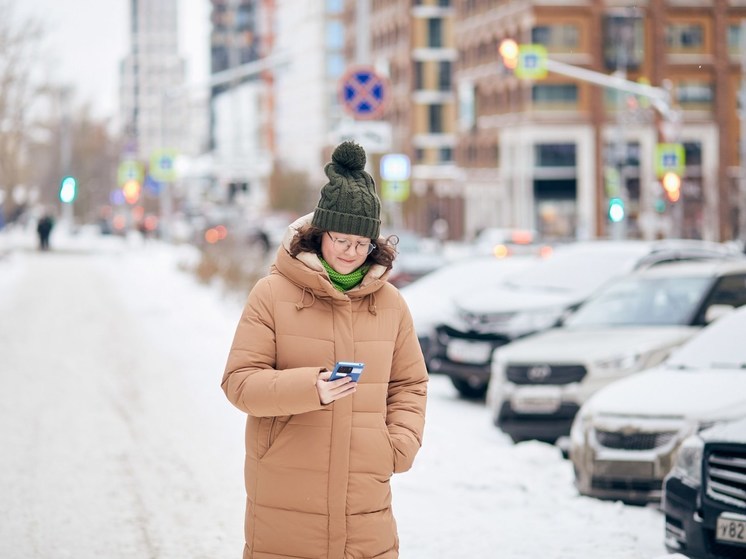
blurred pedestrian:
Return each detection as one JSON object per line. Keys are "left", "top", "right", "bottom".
{"left": 36, "top": 213, "right": 54, "bottom": 251}
{"left": 222, "top": 141, "right": 428, "bottom": 559}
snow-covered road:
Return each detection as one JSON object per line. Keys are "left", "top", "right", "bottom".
{"left": 0, "top": 230, "right": 680, "bottom": 558}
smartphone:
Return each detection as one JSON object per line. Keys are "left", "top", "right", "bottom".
{"left": 328, "top": 361, "right": 365, "bottom": 382}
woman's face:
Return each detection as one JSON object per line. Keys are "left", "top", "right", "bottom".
{"left": 321, "top": 230, "right": 373, "bottom": 275}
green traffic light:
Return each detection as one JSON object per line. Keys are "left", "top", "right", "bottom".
{"left": 59, "top": 176, "right": 77, "bottom": 203}
{"left": 608, "top": 197, "right": 625, "bottom": 223}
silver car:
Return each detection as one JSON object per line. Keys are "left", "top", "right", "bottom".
{"left": 569, "top": 303, "right": 746, "bottom": 505}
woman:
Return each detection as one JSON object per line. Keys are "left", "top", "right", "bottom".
{"left": 222, "top": 141, "right": 428, "bottom": 559}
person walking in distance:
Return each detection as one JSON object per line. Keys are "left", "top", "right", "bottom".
{"left": 36, "top": 213, "right": 55, "bottom": 251}
{"left": 221, "top": 141, "right": 428, "bottom": 559}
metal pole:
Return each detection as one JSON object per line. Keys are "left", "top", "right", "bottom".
{"left": 740, "top": 21, "right": 746, "bottom": 247}
{"left": 59, "top": 87, "right": 73, "bottom": 231}
{"left": 356, "top": 0, "right": 371, "bottom": 65}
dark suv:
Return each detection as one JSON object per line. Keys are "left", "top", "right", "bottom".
{"left": 428, "top": 239, "right": 743, "bottom": 399}
{"left": 663, "top": 418, "right": 746, "bottom": 558}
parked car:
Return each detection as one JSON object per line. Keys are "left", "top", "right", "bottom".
{"left": 431, "top": 239, "right": 742, "bottom": 399}
{"left": 663, "top": 416, "right": 746, "bottom": 558}
{"left": 568, "top": 303, "right": 746, "bottom": 505}
{"left": 386, "top": 230, "right": 447, "bottom": 288}
{"left": 471, "top": 227, "right": 550, "bottom": 258}
{"left": 487, "top": 259, "right": 746, "bottom": 445}
{"left": 400, "top": 255, "right": 536, "bottom": 367}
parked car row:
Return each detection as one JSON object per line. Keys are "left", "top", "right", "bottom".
{"left": 488, "top": 259, "right": 746, "bottom": 446}
{"left": 400, "top": 239, "right": 746, "bottom": 559}
{"left": 429, "top": 239, "right": 743, "bottom": 399}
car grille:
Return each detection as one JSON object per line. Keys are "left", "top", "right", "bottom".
{"left": 591, "top": 477, "right": 661, "bottom": 493}
{"left": 437, "top": 324, "right": 510, "bottom": 343}
{"left": 704, "top": 444, "right": 746, "bottom": 509}
{"left": 506, "top": 364, "right": 586, "bottom": 385}
{"left": 595, "top": 430, "right": 677, "bottom": 451}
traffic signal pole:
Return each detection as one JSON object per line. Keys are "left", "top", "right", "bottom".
{"left": 502, "top": 39, "right": 683, "bottom": 238}
{"left": 543, "top": 58, "right": 676, "bottom": 122}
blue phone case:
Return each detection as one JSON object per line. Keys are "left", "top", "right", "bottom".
{"left": 329, "top": 361, "right": 365, "bottom": 382}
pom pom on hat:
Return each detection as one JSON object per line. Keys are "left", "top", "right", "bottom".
{"left": 311, "top": 141, "right": 381, "bottom": 239}
{"left": 331, "top": 141, "right": 366, "bottom": 172}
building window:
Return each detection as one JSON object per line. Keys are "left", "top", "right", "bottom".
{"left": 666, "top": 23, "right": 704, "bottom": 52}
{"left": 532, "top": 84, "right": 578, "bottom": 107}
{"left": 438, "top": 61, "right": 451, "bottom": 91}
{"left": 326, "top": 53, "right": 345, "bottom": 78}
{"left": 428, "top": 104, "right": 443, "bottom": 132}
{"left": 326, "top": 21, "right": 344, "bottom": 49}
{"left": 603, "top": 14, "right": 644, "bottom": 70}
{"left": 531, "top": 24, "right": 579, "bottom": 51}
{"left": 676, "top": 81, "right": 713, "bottom": 110}
{"left": 684, "top": 142, "right": 702, "bottom": 166}
{"left": 535, "top": 144, "right": 576, "bottom": 167}
{"left": 438, "top": 0, "right": 451, "bottom": 6}
{"left": 728, "top": 24, "right": 742, "bottom": 55}
{"left": 326, "top": 0, "right": 343, "bottom": 13}
{"left": 428, "top": 18, "right": 443, "bottom": 48}
{"left": 415, "top": 147, "right": 425, "bottom": 162}
{"left": 414, "top": 61, "right": 424, "bottom": 90}
{"left": 439, "top": 147, "right": 453, "bottom": 162}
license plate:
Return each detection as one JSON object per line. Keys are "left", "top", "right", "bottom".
{"left": 511, "top": 386, "right": 561, "bottom": 414}
{"left": 446, "top": 339, "right": 492, "bottom": 364}
{"left": 716, "top": 513, "right": 746, "bottom": 545}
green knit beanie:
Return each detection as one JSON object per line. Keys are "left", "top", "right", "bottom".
{"left": 311, "top": 141, "right": 381, "bottom": 239}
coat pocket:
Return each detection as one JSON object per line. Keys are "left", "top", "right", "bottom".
{"left": 257, "top": 415, "right": 291, "bottom": 459}
{"left": 350, "top": 412, "right": 395, "bottom": 477}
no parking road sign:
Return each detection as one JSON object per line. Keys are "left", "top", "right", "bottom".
{"left": 339, "top": 66, "right": 389, "bottom": 120}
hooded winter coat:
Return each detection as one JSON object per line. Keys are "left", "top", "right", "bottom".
{"left": 222, "top": 215, "right": 428, "bottom": 559}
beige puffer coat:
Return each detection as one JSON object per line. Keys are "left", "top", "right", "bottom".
{"left": 222, "top": 216, "right": 428, "bottom": 559}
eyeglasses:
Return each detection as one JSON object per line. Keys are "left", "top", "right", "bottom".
{"left": 326, "top": 232, "right": 376, "bottom": 256}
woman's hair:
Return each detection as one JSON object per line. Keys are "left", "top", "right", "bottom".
{"left": 289, "top": 224, "right": 398, "bottom": 268}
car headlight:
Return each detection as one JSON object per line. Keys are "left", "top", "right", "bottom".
{"left": 672, "top": 434, "right": 704, "bottom": 485}
{"left": 593, "top": 353, "right": 641, "bottom": 374}
{"left": 505, "top": 308, "right": 564, "bottom": 336}
{"left": 570, "top": 411, "right": 589, "bottom": 448}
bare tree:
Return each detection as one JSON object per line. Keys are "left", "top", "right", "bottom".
{"left": 0, "top": 0, "right": 45, "bottom": 219}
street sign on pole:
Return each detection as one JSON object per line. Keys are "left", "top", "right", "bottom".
{"left": 381, "top": 180, "right": 410, "bottom": 202}
{"left": 380, "top": 153, "right": 411, "bottom": 181}
{"left": 338, "top": 66, "right": 389, "bottom": 120}
{"left": 516, "top": 44, "right": 548, "bottom": 80}
{"left": 117, "top": 160, "right": 144, "bottom": 186}
{"left": 655, "top": 143, "right": 685, "bottom": 177}
{"left": 149, "top": 149, "right": 178, "bottom": 183}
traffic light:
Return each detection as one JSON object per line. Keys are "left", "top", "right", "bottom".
{"left": 608, "top": 197, "right": 625, "bottom": 223}
{"left": 499, "top": 39, "right": 519, "bottom": 70}
{"left": 59, "top": 176, "right": 77, "bottom": 204}
{"left": 662, "top": 172, "right": 681, "bottom": 202}
{"left": 122, "top": 179, "right": 142, "bottom": 204}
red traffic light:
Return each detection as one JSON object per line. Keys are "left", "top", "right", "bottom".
{"left": 499, "top": 39, "right": 519, "bottom": 70}
{"left": 122, "top": 179, "right": 142, "bottom": 204}
{"left": 662, "top": 172, "right": 681, "bottom": 202}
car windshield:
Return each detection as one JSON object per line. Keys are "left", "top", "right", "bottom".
{"left": 565, "top": 275, "right": 712, "bottom": 327}
{"left": 501, "top": 246, "right": 646, "bottom": 293}
{"left": 666, "top": 305, "right": 746, "bottom": 370}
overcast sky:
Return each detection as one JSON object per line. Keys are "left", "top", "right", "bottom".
{"left": 14, "top": 0, "right": 209, "bottom": 121}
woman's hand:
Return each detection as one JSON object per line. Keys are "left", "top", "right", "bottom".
{"left": 316, "top": 370, "right": 357, "bottom": 405}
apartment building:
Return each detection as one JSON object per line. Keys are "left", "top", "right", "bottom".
{"left": 454, "top": 0, "right": 746, "bottom": 241}
{"left": 357, "top": 0, "right": 462, "bottom": 237}
{"left": 120, "top": 0, "right": 187, "bottom": 161}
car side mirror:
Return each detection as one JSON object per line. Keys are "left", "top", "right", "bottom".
{"left": 704, "top": 304, "right": 735, "bottom": 324}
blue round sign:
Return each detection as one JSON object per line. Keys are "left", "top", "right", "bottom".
{"left": 339, "top": 66, "right": 389, "bottom": 120}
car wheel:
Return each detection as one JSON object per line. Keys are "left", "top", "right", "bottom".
{"left": 450, "top": 377, "right": 487, "bottom": 399}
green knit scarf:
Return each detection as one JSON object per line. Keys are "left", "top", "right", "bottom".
{"left": 320, "top": 258, "right": 369, "bottom": 291}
